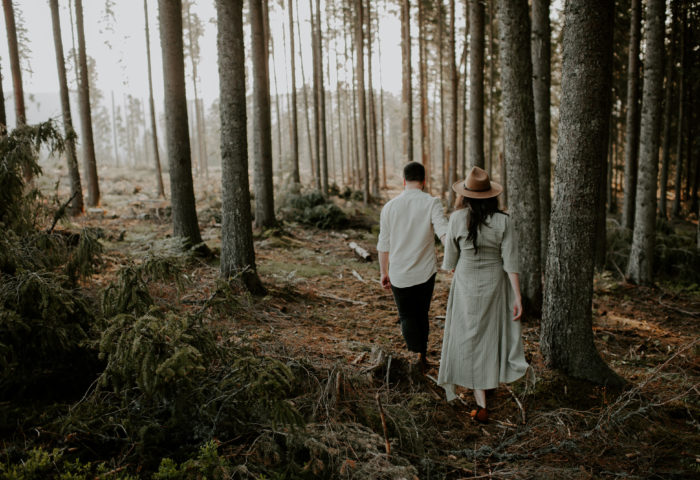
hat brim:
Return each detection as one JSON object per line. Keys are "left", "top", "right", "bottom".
{"left": 452, "top": 180, "right": 503, "bottom": 199}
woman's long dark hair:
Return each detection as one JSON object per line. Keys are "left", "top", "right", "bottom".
{"left": 456, "top": 195, "right": 506, "bottom": 254}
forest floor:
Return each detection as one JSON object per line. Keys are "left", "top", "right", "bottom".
{"left": 33, "top": 161, "right": 700, "bottom": 479}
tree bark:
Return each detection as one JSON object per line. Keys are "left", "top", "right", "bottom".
{"left": 375, "top": 10, "right": 387, "bottom": 189}
{"left": 144, "top": 0, "right": 165, "bottom": 197}
{"left": 250, "top": 0, "right": 276, "bottom": 228}
{"left": 468, "top": 0, "right": 484, "bottom": 169}
{"left": 315, "top": 0, "right": 328, "bottom": 194}
{"left": 626, "top": 0, "right": 666, "bottom": 285}
{"left": 74, "top": 0, "right": 100, "bottom": 206}
{"left": 366, "top": 0, "right": 379, "bottom": 197}
{"left": 532, "top": 0, "right": 551, "bottom": 269}
{"left": 287, "top": 0, "right": 300, "bottom": 185}
{"left": 401, "top": 0, "right": 413, "bottom": 165}
{"left": 355, "top": 0, "right": 369, "bottom": 203}
{"left": 50, "top": 0, "right": 83, "bottom": 216}
{"left": 418, "top": 0, "right": 431, "bottom": 192}
{"left": 541, "top": 0, "right": 623, "bottom": 387}
{"left": 0, "top": 63, "right": 6, "bottom": 130}
{"left": 447, "top": 0, "right": 458, "bottom": 208}
{"left": 621, "top": 0, "right": 642, "bottom": 230}
{"left": 659, "top": 0, "right": 679, "bottom": 219}
{"left": 295, "top": 0, "right": 315, "bottom": 185}
{"left": 497, "top": 0, "right": 542, "bottom": 313}
{"left": 216, "top": 0, "right": 265, "bottom": 294}
{"left": 2, "top": 0, "right": 25, "bottom": 178}
{"left": 671, "top": 4, "right": 685, "bottom": 218}
{"left": 157, "top": 0, "right": 203, "bottom": 246}
{"left": 111, "top": 91, "right": 119, "bottom": 166}
{"left": 438, "top": 0, "right": 446, "bottom": 198}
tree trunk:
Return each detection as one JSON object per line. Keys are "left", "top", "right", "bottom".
{"left": 50, "top": 0, "right": 83, "bottom": 216}
{"left": 658, "top": 0, "right": 679, "bottom": 219}
{"left": 184, "top": 3, "right": 207, "bottom": 179}
{"left": 497, "top": 0, "right": 542, "bottom": 313}
{"left": 144, "top": 0, "right": 165, "bottom": 197}
{"left": 309, "top": 0, "right": 322, "bottom": 191}
{"left": 111, "top": 91, "right": 119, "bottom": 166}
{"left": 532, "top": 0, "right": 551, "bottom": 268}
{"left": 401, "top": 0, "right": 413, "bottom": 165}
{"left": 461, "top": 5, "right": 469, "bottom": 178}
{"left": 355, "top": 0, "right": 369, "bottom": 203}
{"left": 447, "top": 0, "right": 458, "bottom": 208}
{"left": 2, "top": 1, "right": 25, "bottom": 177}
{"left": 541, "top": 0, "right": 623, "bottom": 387}
{"left": 216, "top": 0, "right": 265, "bottom": 294}
{"left": 287, "top": 0, "right": 300, "bottom": 185}
{"left": 671, "top": 4, "right": 685, "bottom": 218}
{"left": 250, "top": 0, "right": 276, "bottom": 227}
{"left": 486, "top": 0, "right": 495, "bottom": 175}
{"left": 295, "top": 0, "right": 315, "bottom": 185}
{"left": 418, "top": 0, "right": 431, "bottom": 192}
{"left": 366, "top": 0, "right": 379, "bottom": 197}
{"left": 468, "top": 0, "right": 484, "bottom": 169}
{"left": 621, "top": 0, "right": 642, "bottom": 230}
{"left": 0, "top": 63, "right": 6, "bottom": 130}
{"left": 74, "top": 0, "right": 100, "bottom": 206}
{"left": 626, "top": 0, "right": 666, "bottom": 285}
{"left": 157, "top": 0, "right": 203, "bottom": 246}
{"left": 438, "top": 0, "right": 446, "bottom": 198}
{"left": 315, "top": 0, "right": 328, "bottom": 194}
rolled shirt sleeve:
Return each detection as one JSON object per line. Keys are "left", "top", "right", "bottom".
{"left": 501, "top": 215, "right": 520, "bottom": 273}
{"left": 431, "top": 197, "right": 449, "bottom": 241}
{"left": 441, "top": 215, "right": 460, "bottom": 271}
{"left": 376, "top": 205, "right": 390, "bottom": 252}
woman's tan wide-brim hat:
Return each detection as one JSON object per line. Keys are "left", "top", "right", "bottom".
{"left": 452, "top": 166, "right": 503, "bottom": 199}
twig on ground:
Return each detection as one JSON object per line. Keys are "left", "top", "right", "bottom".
{"left": 317, "top": 292, "right": 368, "bottom": 306}
{"left": 375, "top": 392, "right": 391, "bottom": 456}
{"left": 504, "top": 384, "right": 526, "bottom": 425}
{"left": 47, "top": 190, "right": 79, "bottom": 234}
{"left": 352, "top": 270, "right": 366, "bottom": 283}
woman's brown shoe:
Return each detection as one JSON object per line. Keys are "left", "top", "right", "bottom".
{"left": 470, "top": 406, "right": 489, "bottom": 424}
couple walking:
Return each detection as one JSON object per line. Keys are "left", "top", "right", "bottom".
{"left": 377, "top": 162, "right": 528, "bottom": 424}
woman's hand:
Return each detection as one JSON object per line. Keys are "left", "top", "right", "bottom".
{"left": 513, "top": 295, "right": 523, "bottom": 321}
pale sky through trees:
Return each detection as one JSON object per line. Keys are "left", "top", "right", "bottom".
{"left": 0, "top": 0, "right": 406, "bottom": 128}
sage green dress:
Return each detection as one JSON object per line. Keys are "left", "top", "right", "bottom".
{"left": 437, "top": 209, "right": 528, "bottom": 401}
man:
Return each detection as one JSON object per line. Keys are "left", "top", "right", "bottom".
{"left": 377, "top": 162, "right": 448, "bottom": 372}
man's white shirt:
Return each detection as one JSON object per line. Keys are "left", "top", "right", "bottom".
{"left": 376, "top": 188, "right": 448, "bottom": 288}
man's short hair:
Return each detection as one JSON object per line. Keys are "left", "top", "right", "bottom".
{"left": 403, "top": 162, "right": 425, "bottom": 182}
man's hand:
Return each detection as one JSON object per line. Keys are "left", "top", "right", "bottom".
{"left": 381, "top": 273, "right": 391, "bottom": 290}
{"left": 513, "top": 296, "right": 523, "bottom": 321}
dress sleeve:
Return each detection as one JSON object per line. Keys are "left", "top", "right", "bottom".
{"left": 501, "top": 214, "right": 520, "bottom": 274}
{"left": 441, "top": 214, "right": 461, "bottom": 271}
{"left": 431, "top": 197, "right": 449, "bottom": 242}
{"left": 376, "top": 205, "right": 390, "bottom": 252}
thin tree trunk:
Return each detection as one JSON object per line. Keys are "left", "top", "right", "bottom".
{"left": 346, "top": 5, "right": 360, "bottom": 189}
{"left": 250, "top": 0, "right": 276, "bottom": 227}
{"left": 532, "top": 0, "right": 551, "bottom": 268}
{"left": 671, "top": 4, "right": 685, "bottom": 218}
{"left": 144, "top": 0, "right": 165, "bottom": 197}
{"left": 366, "top": 0, "right": 379, "bottom": 197}
{"left": 659, "top": 0, "right": 678, "bottom": 219}
{"left": 461, "top": 4, "right": 469, "bottom": 178}
{"left": 0, "top": 63, "right": 6, "bottom": 130}
{"left": 269, "top": 16, "right": 284, "bottom": 177}
{"left": 216, "top": 0, "right": 264, "bottom": 294}
{"left": 185, "top": 3, "right": 207, "bottom": 179}
{"left": 111, "top": 91, "right": 119, "bottom": 166}
{"left": 376, "top": 8, "right": 387, "bottom": 189}
{"left": 497, "top": 0, "right": 542, "bottom": 313}
{"left": 316, "top": 0, "right": 328, "bottom": 193}
{"left": 74, "top": 0, "right": 100, "bottom": 205}
{"left": 447, "top": 0, "right": 458, "bottom": 208}
{"left": 541, "top": 0, "right": 623, "bottom": 387}
{"left": 309, "top": 0, "right": 322, "bottom": 191}
{"left": 468, "top": 0, "right": 484, "bottom": 169}
{"left": 627, "top": 0, "right": 666, "bottom": 285}
{"left": 621, "top": 0, "right": 642, "bottom": 230}
{"left": 401, "top": 0, "right": 413, "bottom": 165}
{"left": 334, "top": 29, "right": 346, "bottom": 184}
{"left": 438, "top": 0, "right": 446, "bottom": 198}
{"left": 419, "top": 0, "right": 431, "bottom": 192}
{"left": 50, "top": 0, "right": 83, "bottom": 216}
{"left": 287, "top": 0, "right": 300, "bottom": 185}
{"left": 355, "top": 0, "right": 369, "bottom": 203}
{"left": 157, "top": 0, "right": 203, "bottom": 246}
{"left": 295, "top": 0, "right": 315, "bottom": 184}
{"left": 2, "top": 0, "right": 25, "bottom": 131}
{"left": 487, "top": 0, "right": 495, "bottom": 175}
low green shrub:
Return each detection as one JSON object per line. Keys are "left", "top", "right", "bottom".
{"left": 0, "top": 447, "right": 136, "bottom": 480}
{"left": 278, "top": 191, "right": 348, "bottom": 230}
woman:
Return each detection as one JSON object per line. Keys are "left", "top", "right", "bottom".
{"left": 437, "top": 166, "right": 528, "bottom": 424}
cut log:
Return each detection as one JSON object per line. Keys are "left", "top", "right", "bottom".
{"left": 348, "top": 241, "right": 372, "bottom": 261}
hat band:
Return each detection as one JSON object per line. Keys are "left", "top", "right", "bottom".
{"left": 464, "top": 182, "right": 490, "bottom": 192}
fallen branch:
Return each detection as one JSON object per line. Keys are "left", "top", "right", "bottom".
{"left": 348, "top": 241, "right": 372, "bottom": 262}
{"left": 317, "top": 292, "right": 367, "bottom": 306}
{"left": 375, "top": 392, "right": 391, "bottom": 456}
{"left": 47, "top": 190, "right": 79, "bottom": 234}
{"left": 504, "top": 384, "right": 527, "bottom": 425}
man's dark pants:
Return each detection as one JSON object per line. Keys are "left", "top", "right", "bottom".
{"left": 390, "top": 273, "right": 436, "bottom": 356}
